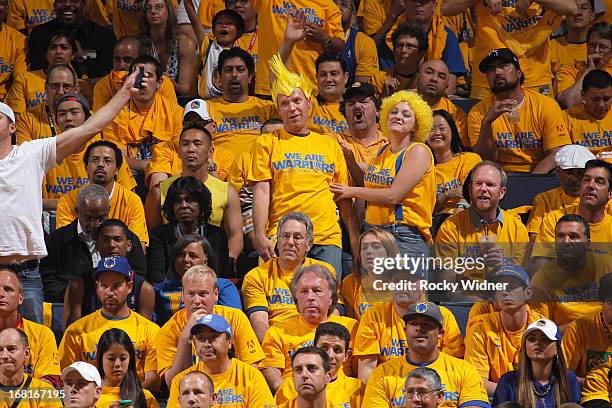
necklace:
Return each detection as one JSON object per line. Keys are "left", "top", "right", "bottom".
{"left": 532, "top": 382, "right": 552, "bottom": 398}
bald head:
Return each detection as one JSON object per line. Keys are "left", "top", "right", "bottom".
{"left": 416, "top": 59, "right": 450, "bottom": 102}
{"left": 113, "top": 36, "right": 146, "bottom": 72}
{"left": 0, "top": 328, "right": 30, "bottom": 377}
{"left": 179, "top": 371, "right": 216, "bottom": 408}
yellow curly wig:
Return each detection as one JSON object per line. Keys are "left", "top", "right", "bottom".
{"left": 379, "top": 90, "right": 433, "bottom": 143}
{"left": 268, "top": 53, "right": 314, "bottom": 106}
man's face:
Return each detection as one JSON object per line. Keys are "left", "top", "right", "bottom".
{"left": 344, "top": 94, "right": 377, "bottom": 133}
{"left": 179, "top": 374, "right": 216, "bottom": 408}
{"left": 405, "top": 316, "right": 442, "bottom": 354}
{"left": 56, "top": 101, "right": 86, "bottom": 131}
{"left": 587, "top": 32, "right": 612, "bottom": 67}
{"left": 316, "top": 61, "right": 348, "bottom": 102}
{"left": 394, "top": 35, "right": 422, "bottom": 67}
{"left": 86, "top": 146, "right": 118, "bottom": 186}
{"left": 580, "top": 167, "right": 612, "bottom": 208}
{"left": 95, "top": 226, "right": 132, "bottom": 258}
{"left": 583, "top": 86, "right": 612, "bottom": 120}
{"left": 183, "top": 113, "right": 217, "bottom": 136}
{"left": 131, "top": 63, "right": 161, "bottom": 105}
{"left": 225, "top": 0, "right": 256, "bottom": 24}
{"left": 567, "top": 0, "right": 594, "bottom": 30}
{"left": 556, "top": 167, "right": 585, "bottom": 197}
{"left": 295, "top": 272, "right": 333, "bottom": 323}
{"left": 0, "top": 330, "right": 29, "bottom": 377}
{"left": 113, "top": 41, "right": 140, "bottom": 71}
{"left": 417, "top": 60, "right": 449, "bottom": 101}
{"left": 54, "top": 0, "right": 84, "bottom": 25}
{"left": 46, "top": 35, "right": 74, "bottom": 67}
{"left": 46, "top": 69, "right": 78, "bottom": 109}
{"left": 469, "top": 165, "right": 506, "bottom": 214}
{"left": 179, "top": 129, "right": 213, "bottom": 172}
{"left": 0, "top": 113, "right": 15, "bottom": 143}
{"left": 293, "top": 353, "right": 330, "bottom": 398}
{"left": 277, "top": 89, "right": 311, "bottom": 133}
{"left": 0, "top": 271, "right": 23, "bottom": 314}
{"left": 63, "top": 371, "right": 100, "bottom": 408}
{"left": 333, "top": 0, "right": 353, "bottom": 25}
{"left": 493, "top": 277, "right": 530, "bottom": 312}
{"left": 96, "top": 271, "right": 132, "bottom": 314}
{"left": 220, "top": 57, "right": 251, "bottom": 98}
{"left": 555, "top": 221, "right": 589, "bottom": 261}
{"left": 193, "top": 327, "right": 231, "bottom": 362}
{"left": 404, "top": 0, "right": 434, "bottom": 25}
{"left": 175, "top": 243, "right": 208, "bottom": 278}
{"left": 278, "top": 220, "right": 311, "bottom": 266}
{"left": 315, "top": 335, "right": 348, "bottom": 378}
{"left": 485, "top": 60, "right": 521, "bottom": 94}
{"left": 77, "top": 199, "right": 109, "bottom": 238}
{"left": 405, "top": 377, "right": 444, "bottom": 408}
{"left": 183, "top": 276, "right": 218, "bottom": 315}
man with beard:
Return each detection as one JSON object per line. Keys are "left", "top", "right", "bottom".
{"left": 435, "top": 161, "right": 530, "bottom": 282}
{"left": 468, "top": 48, "right": 571, "bottom": 174}
{"left": 464, "top": 265, "right": 543, "bottom": 396}
{"left": 58, "top": 256, "right": 160, "bottom": 390}
{"left": 531, "top": 214, "right": 612, "bottom": 327}
{"left": 416, "top": 60, "right": 469, "bottom": 147}
{"left": 278, "top": 347, "right": 334, "bottom": 408}
{"left": 354, "top": 268, "right": 464, "bottom": 383}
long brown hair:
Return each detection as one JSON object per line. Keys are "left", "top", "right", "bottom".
{"left": 353, "top": 228, "right": 400, "bottom": 276}
{"left": 516, "top": 334, "right": 572, "bottom": 408}
{"left": 141, "top": 0, "right": 179, "bottom": 56}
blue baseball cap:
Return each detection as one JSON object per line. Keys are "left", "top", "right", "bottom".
{"left": 491, "top": 263, "right": 530, "bottom": 286}
{"left": 94, "top": 256, "right": 134, "bottom": 281}
{"left": 191, "top": 314, "right": 232, "bottom": 339}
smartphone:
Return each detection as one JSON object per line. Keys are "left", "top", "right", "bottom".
{"left": 134, "top": 67, "right": 145, "bottom": 89}
{"left": 118, "top": 400, "right": 132, "bottom": 408}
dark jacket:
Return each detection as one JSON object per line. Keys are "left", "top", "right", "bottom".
{"left": 40, "top": 220, "right": 146, "bottom": 303}
{"left": 28, "top": 18, "right": 115, "bottom": 78}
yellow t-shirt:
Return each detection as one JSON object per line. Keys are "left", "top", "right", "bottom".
{"left": 562, "top": 310, "right": 612, "bottom": 377}
{"left": 354, "top": 30, "right": 379, "bottom": 81}
{"left": 329, "top": 130, "right": 388, "bottom": 171}
{"left": 275, "top": 370, "right": 363, "bottom": 407}
{"left": 549, "top": 36, "right": 587, "bottom": 76}
{"left": 15, "top": 103, "right": 56, "bottom": 145}
{"left": 105, "top": 0, "right": 177, "bottom": 38}
{"left": 435, "top": 208, "right": 530, "bottom": 280}
{"left": 93, "top": 70, "right": 178, "bottom": 111}
{"left": 362, "top": 352, "right": 489, "bottom": 408}
{"left": 236, "top": 29, "right": 259, "bottom": 69}
{"left": 466, "top": 302, "right": 497, "bottom": 332}
{"left": 533, "top": 204, "right": 612, "bottom": 258}
{"left": 247, "top": 128, "right": 349, "bottom": 248}
{"left": 530, "top": 253, "right": 610, "bottom": 326}
{"left": 556, "top": 62, "right": 612, "bottom": 95}
{"left": 434, "top": 152, "right": 481, "bottom": 214}
{"left": 96, "top": 387, "right": 159, "bottom": 408}
{"left": 526, "top": 186, "right": 580, "bottom": 234}
{"left": 433, "top": 97, "right": 470, "bottom": 147}
{"left": 564, "top": 104, "right": 612, "bottom": 155}
{"left": 58, "top": 309, "right": 160, "bottom": 383}
{"left": 56, "top": 181, "right": 149, "bottom": 245}
{"left": 167, "top": 360, "right": 276, "bottom": 408}
{"left": 581, "top": 363, "right": 611, "bottom": 404}
{"left": 260, "top": 315, "right": 358, "bottom": 377}
{"left": 255, "top": 0, "right": 344, "bottom": 95}
{"left": 195, "top": 0, "right": 226, "bottom": 30}
{"left": 6, "top": 0, "right": 54, "bottom": 32}
{"left": 155, "top": 306, "right": 264, "bottom": 378}
{"left": 0, "top": 24, "right": 27, "bottom": 99}
{"left": 340, "top": 273, "right": 390, "bottom": 320}
{"left": 354, "top": 301, "right": 464, "bottom": 362}
{"left": 468, "top": 89, "right": 571, "bottom": 173}
{"left": 242, "top": 257, "right": 333, "bottom": 325}
{"left": 0, "top": 375, "right": 62, "bottom": 408}
{"left": 364, "top": 142, "right": 436, "bottom": 241}
{"left": 227, "top": 151, "right": 251, "bottom": 192}
{"left": 21, "top": 318, "right": 61, "bottom": 379}
{"left": 278, "top": 399, "right": 334, "bottom": 408}
{"left": 464, "top": 308, "right": 545, "bottom": 382}
{"left": 309, "top": 99, "right": 348, "bottom": 135}
{"left": 4, "top": 70, "right": 46, "bottom": 114}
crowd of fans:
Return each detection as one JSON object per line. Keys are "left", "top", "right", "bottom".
{"left": 0, "top": 0, "right": 611, "bottom": 407}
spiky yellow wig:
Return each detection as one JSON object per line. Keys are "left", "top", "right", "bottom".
{"left": 268, "top": 53, "right": 313, "bottom": 106}
{"left": 379, "top": 90, "right": 433, "bottom": 143}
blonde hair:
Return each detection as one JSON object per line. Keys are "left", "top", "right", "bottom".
{"left": 379, "top": 90, "right": 433, "bottom": 142}
{"left": 182, "top": 265, "right": 218, "bottom": 289}
{"left": 268, "top": 53, "right": 313, "bottom": 106}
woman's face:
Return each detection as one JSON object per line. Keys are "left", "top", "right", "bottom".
{"left": 525, "top": 330, "right": 557, "bottom": 362}
{"left": 427, "top": 115, "right": 452, "bottom": 152}
{"left": 173, "top": 191, "right": 201, "bottom": 225}
{"left": 46, "top": 36, "right": 74, "bottom": 67}
{"left": 145, "top": 0, "right": 168, "bottom": 24}
{"left": 175, "top": 242, "right": 208, "bottom": 277}
{"left": 360, "top": 233, "right": 388, "bottom": 275}
{"left": 387, "top": 101, "right": 416, "bottom": 137}
{"left": 102, "top": 343, "right": 130, "bottom": 385}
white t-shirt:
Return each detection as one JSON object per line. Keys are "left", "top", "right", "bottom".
{"left": 0, "top": 137, "right": 57, "bottom": 259}
{"left": 176, "top": 0, "right": 212, "bottom": 32}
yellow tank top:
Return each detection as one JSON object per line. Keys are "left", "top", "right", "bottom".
{"left": 364, "top": 142, "right": 436, "bottom": 242}
{"left": 159, "top": 175, "right": 228, "bottom": 227}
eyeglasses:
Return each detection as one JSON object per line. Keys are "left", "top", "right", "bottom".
{"left": 405, "top": 389, "right": 438, "bottom": 400}
{"left": 280, "top": 233, "right": 306, "bottom": 243}
{"left": 89, "top": 157, "right": 115, "bottom": 166}
{"left": 47, "top": 83, "right": 76, "bottom": 92}
{"left": 145, "top": 4, "right": 166, "bottom": 12}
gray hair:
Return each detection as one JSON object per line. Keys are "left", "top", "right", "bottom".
{"left": 290, "top": 264, "right": 338, "bottom": 316}
{"left": 76, "top": 185, "right": 109, "bottom": 210}
{"left": 470, "top": 160, "right": 508, "bottom": 187}
{"left": 405, "top": 367, "right": 443, "bottom": 391}
{"left": 276, "top": 212, "right": 314, "bottom": 244}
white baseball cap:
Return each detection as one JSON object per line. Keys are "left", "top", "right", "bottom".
{"left": 555, "top": 145, "right": 596, "bottom": 169}
{"left": 61, "top": 362, "right": 102, "bottom": 386}
{"left": 0, "top": 102, "right": 16, "bottom": 123}
{"left": 523, "top": 318, "right": 561, "bottom": 341}
{"left": 183, "top": 99, "right": 211, "bottom": 121}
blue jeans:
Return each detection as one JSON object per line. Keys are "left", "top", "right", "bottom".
{"left": 308, "top": 244, "right": 343, "bottom": 282}
{"left": 17, "top": 266, "right": 44, "bottom": 324}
